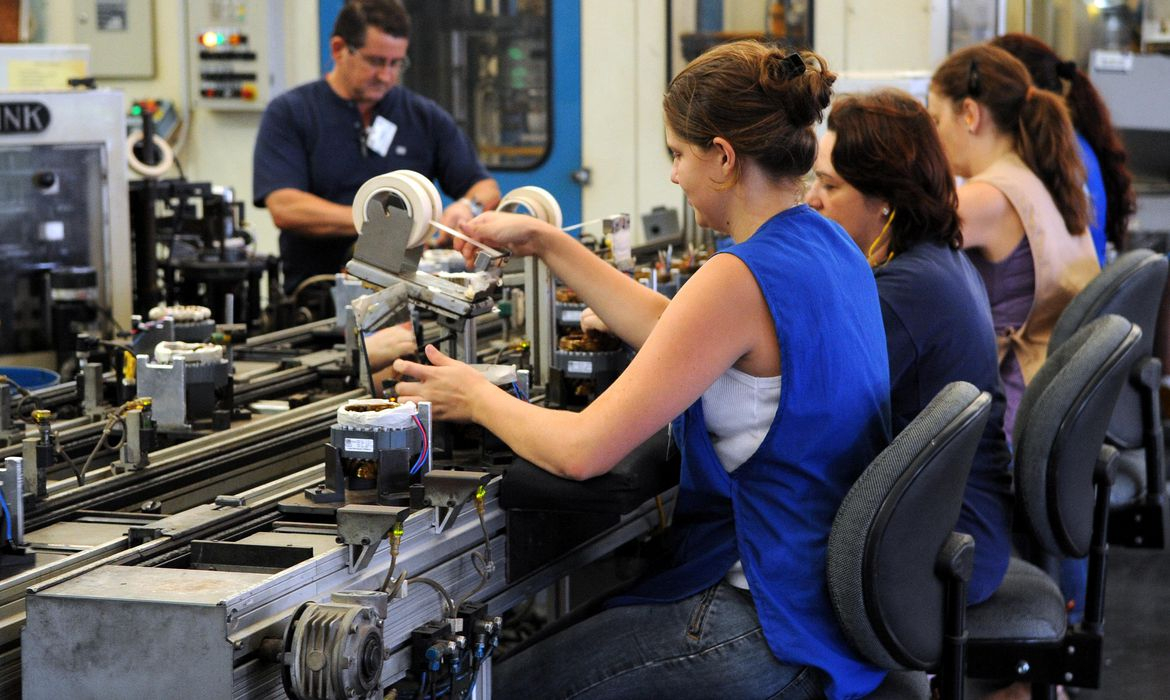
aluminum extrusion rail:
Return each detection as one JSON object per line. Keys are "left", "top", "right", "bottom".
{"left": 21, "top": 389, "right": 364, "bottom": 531}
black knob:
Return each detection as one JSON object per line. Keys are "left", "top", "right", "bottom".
{"left": 32, "top": 171, "right": 56, "bottom": 189}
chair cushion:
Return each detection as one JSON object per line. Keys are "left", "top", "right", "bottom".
{"left": 967, "top": 558, "right": 1067, "bottom": 641}
{"left": 865, "top": 670, "right": 930, "bottom": 699}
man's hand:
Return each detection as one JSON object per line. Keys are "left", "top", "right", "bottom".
{"left": 365, "top": 323, "right": 417, "bottom": 372}
{"left": 433, "top": 199, "right": 478, "bottom": 247}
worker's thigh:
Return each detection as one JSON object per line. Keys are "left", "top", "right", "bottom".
{"left": 492, "top": 581, "right": 822, "bottom": 699}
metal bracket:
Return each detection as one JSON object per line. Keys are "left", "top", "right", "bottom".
{"left": 421, "top": 470, "right": 491, "bottom": 533}
{"left": 336, "top": 504, "right": 409, "bottom": 573}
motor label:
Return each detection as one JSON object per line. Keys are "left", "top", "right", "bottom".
{"left": 344, "top": 438, "right": 375, "bottom": 453}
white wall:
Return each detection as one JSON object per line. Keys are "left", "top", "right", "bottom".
{"left": 580, "top": 0, "right": 685, "bottom": 242}
{"left": 815, "top": 0, "right": 950, "bottom": 72}
{"left": 39, "top": 0, "right": 322, "bottom": 257}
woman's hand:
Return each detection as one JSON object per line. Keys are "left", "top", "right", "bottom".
{"left": 456, "top": 211, "right": 555, "bottom": 269}
{"left": 579, "top": 307, "right": 611, "bottom": 334}
{"left": 392, "top": 345, "right": 493, "bottom": 422}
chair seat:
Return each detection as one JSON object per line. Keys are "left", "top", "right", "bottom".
{"left": 967, "top": 558, "right": 1067, "bottom": 642}
{"left": 1110, "top": 447, "right": 1146, "bottom": 505}
{"left": 865, "top": 670, "right": 930, "bottom": 699}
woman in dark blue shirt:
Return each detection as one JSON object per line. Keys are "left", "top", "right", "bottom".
{"left": 807, "top": 89, "right": 1013, "bottom": 604}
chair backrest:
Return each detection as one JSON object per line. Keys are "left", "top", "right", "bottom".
{"left": 828, "top": 382, "right": 991, "bottom": 671}
{"left": 1050, "top": 249, "right": 1168, "bottom": 448}
{"left": 1013, "top": 315, "right": 1142, "bottom": 557}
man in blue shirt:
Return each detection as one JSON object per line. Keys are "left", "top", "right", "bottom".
{"left": 253, "top": 0, "right": 500, "bottom": 295}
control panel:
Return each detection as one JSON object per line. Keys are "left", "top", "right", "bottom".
{"left": 186, "top": 0, "right": 285, "bottom": 111}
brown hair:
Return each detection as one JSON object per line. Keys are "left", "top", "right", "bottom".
{"left": 664, "top": 41, "right": 835, "bottom": 181}
{"left": 827, "top": 89, "right": 962, "bottom": 254}
{"left": 334, "top": 0, "right": 411, "bottom": 45}
{"left": 932, "top": 44, "right": 1088, "bottom": 236}
{"left": 991, "top": 33, "right": 1135, "bottom": 249}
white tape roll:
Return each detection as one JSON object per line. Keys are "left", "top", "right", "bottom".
{"left": 498, "top": 186, "right": 563, "bottom": 229}
{"left": 397, "top": 170, "right": 443, "bottom": 224}
{"left": 351, "top": 170, "right": 438, "bottom": 248}
{"left": 126, "top": 131, "right": 175, "bottom": 178}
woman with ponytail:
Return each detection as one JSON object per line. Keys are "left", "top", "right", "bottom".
{"left": 395, "top": 40, "right": 892, "bottom": 698}
{"left": 807, "top": 89, "right": 1013, "bottom": 606}
{"left": 992, "top": 33, "right": 1137, "bottom": 263}
{"left": 929, "top": 44, "right": 1099, "bottom": 432}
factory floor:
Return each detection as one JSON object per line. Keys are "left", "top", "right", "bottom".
{"left": 1077, "top": 542, "right": 1170, "bottom": 698}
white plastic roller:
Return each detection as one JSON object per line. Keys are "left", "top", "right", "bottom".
{"left": 351, "top": 170, "right": 442, "bottom": 248}
{"left": 126, "top": 131, "right": 175, "bottom": 178}
{"left": 498, "top": 186, "right": 563, "bottom": 229}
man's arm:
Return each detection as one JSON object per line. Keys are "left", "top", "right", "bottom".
{"left": 265, "top": 188, "right": 358, "bottom": 237}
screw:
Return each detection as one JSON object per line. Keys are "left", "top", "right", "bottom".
{"left": 1067, "top": 645, "right": 1076, "bottom": 655}
{"left": 1064, "top": 672, "right": 1073, "bottom": 682}
{"left": 1017, "top": 661, "right": 1030, "bottom": 675}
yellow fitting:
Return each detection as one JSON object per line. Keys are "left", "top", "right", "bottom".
{"left": 31, "top": 409, "right": 51, "bottom": 423}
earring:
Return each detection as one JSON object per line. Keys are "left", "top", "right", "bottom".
{"left": 881, "top": 207, "right": 890, "bottom": 217}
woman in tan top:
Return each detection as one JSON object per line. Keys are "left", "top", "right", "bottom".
{"left": 928, "top": 44, "right": 1099, "bottom": 433}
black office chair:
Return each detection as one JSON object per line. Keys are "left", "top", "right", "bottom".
{"left": 966, "top": 315, "right": 1141, "bottom": 697}
{"left": 1050, "top": 248, "right": 1169, "bottom": 547}
{"left": 828, "top": 381, "right": 992, "bottom": 700}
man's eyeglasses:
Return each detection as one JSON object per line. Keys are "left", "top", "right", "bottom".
{"left": 347, "top": 45, "right": 410, "bottom": 72}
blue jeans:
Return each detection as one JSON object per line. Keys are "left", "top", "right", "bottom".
{"left": 492, "top": 581, "right": 823, "bottom": 699}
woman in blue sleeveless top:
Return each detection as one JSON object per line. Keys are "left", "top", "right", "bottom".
{"left": 395, "top": 41, "right": 891, "bottom": 699}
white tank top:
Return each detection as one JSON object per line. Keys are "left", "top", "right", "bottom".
{"left": 700, "top": 366, "right": 781, "bottom": 590}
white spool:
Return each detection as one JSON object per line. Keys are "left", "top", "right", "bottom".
{"left": 147, "top": 304, "right": 212, "bottom": 322}
{"left": 154, "top": 341, "right": 223, "bottom": 365}
{"left": 498, "top": 186, "right": 563, "bottom": 229}
{"left": 351, "top": 170, "right": 439, "bottom": 248}
{"left": 126, "top": 131, "right": 175, "bottom": 178}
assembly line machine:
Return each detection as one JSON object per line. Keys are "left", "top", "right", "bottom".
{"left": 4, "top": 171, "right": 678, "bottom": 700}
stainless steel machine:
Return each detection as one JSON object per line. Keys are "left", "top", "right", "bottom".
{"left": 0, "top": 89, "right": 131, "bottom": 371}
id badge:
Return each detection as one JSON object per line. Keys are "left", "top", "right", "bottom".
{"left": 366, "top": 115, "right": 397, "bottom": 157}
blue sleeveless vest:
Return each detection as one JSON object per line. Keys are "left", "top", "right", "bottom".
{"left": 613, "top": 205, "right": 891, "bottom": 699}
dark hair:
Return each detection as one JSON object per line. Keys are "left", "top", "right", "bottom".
{"left": 827, "top": 89, "right": 962, "bottom": 254}
{"left": 664, "top": 41, "right": 835, "bottom": 182}
{"left": 990, "top": 33, "right": 1135, "bottom": 249}
{"left": 932, "top": 44, "right": 1088, "bottom": 236}
{"left": 333, "top": 0, "right": 411, "bottom": 46}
